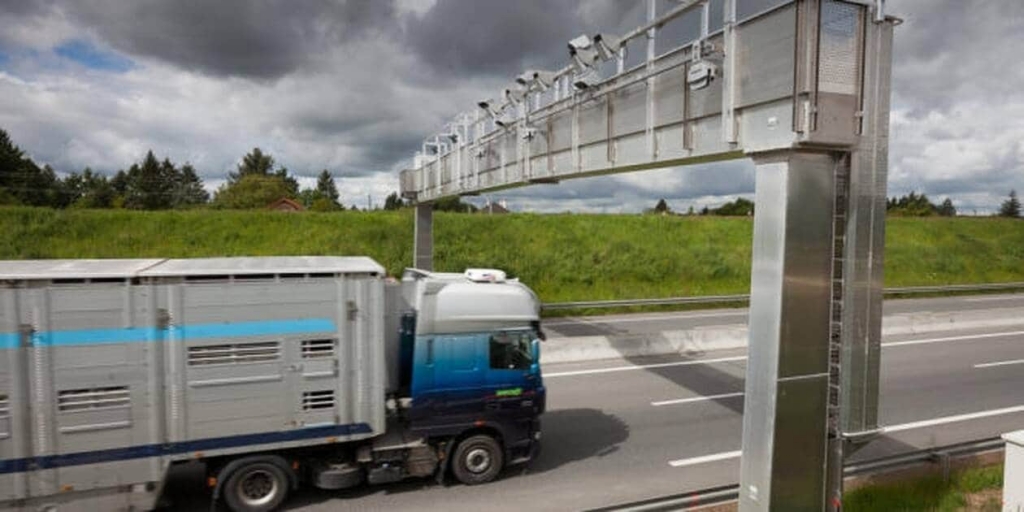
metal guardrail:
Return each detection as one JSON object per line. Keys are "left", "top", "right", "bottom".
{"left": 587, "top": 437, "right": 1005, "bottom": 511}
{"left": 544, "top": 283, "right": 1024, "bottom": 311}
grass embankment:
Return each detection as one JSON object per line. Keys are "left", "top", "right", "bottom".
{"left": 1, "top": 207, "right": 1023, "bottom": 304}
{"left": 844, "top": 464, "right": 1003, "bottom": 511}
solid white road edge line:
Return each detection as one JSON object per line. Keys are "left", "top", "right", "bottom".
{"left": 974, "top": 358, "right": 1024, "bottom": 369}
{"left": 882, "top": 330, "right": 1024, "bottom": 347}
{"left": 543, "top": 311, "right": 746, "bottom": 328}
{"left": 668, "top": 450, "right": 743, "bottom": 468}
{"left": 547, "top": 330, "right": 1024, "bottom": 378}
{"left": 883, "top": 404, "right": 1024, "bottom": 433}
{"left": 651, "top": 392, "right": 745, "bottom": 407}
{"left": 965, "top": 295, "right": 1024, "bottom": 302}
{"left": 667, "top": 404, "right": 1024, "bottom": 467}
{"left": 544, "top": 356, "right": 747, "bottom": 378}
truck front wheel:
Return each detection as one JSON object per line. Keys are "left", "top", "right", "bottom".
{"left": 452, "top": 434, "right": 503, "bottom": 485}
{"left": 221, "top": 458, "right": 291, "bottom": 512}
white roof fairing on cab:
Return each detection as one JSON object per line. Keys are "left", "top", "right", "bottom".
{"left": 434, "top": 282, "right": 539, "bottom": 324}
{"left": 405, "top": 268, "right": 541, "bottom": 335}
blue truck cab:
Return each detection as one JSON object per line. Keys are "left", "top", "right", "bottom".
{"left": 399, "top": 268, "right": 545, "bottom": 484}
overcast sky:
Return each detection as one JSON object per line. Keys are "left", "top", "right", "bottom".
{"left": 1, "top": 0, "right": 1021, "bottom": 213}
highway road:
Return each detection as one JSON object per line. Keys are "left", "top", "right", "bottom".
{"left": 160, "top": 293, "right": 1024, "bottom": 511}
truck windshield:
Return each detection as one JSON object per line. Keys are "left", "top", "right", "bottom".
{"left": 489, "top": 331, "right": 533, "bottom": 370}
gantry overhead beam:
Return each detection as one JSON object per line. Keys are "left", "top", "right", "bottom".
{"left": 401, "top": 1, "right": 897, "bottom": 509}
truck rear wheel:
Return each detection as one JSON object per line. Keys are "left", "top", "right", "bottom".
{"left": 452, "top": 434, "right": 503, "bottom": 485}
{"left": 221, "top": 458, "right": 291, "bottom": 512}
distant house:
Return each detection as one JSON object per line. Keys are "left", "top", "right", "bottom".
{"left": 268, "top": 198, "right": 304, "bottom": 212}
{"left": 480, "top": 199, "right": 510, "bottom": 214}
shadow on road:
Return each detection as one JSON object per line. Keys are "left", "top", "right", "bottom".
{"left": 158, "top": 408, "right": 628, "bottom": 511}
{"left": 525, "top": 408, "right": 630, "bottom": 473}
{"left": 549, "top": 317, "right": 748, "bottom": 414}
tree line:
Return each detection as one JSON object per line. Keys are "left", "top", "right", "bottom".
{"left": 648, "top": 191, "right": 1021, "bottom": 218}
{"left": 647, "top": 197, "right": 754, "bottom": 216}
{"left": 0, "top": 127, "right": 374, "bottom": 211}
{"left": 4, "top": 127, "right": 1019, "bottom": 216}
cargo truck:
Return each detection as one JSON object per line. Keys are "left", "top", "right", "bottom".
{"left": 0, "top": 257, "right": 545, "bottom": 511}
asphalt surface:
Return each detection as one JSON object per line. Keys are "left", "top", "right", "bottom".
{"left": 160, "top": 293, "right": 1024, "bottom": 512}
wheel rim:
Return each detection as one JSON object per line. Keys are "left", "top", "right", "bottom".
{"left": 465, "top": 447, "right": 492, "bottom": 474}
{"left": 236, "top": 469, "right": 279, "bottom": 507}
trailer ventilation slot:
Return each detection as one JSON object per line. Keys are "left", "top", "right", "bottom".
{"left": 302, "top": 339, "right": 336, "bottom": 359}
{"left": 188, "top": 342, "right": 281, "bottom": 366}
{"left": 58, "top": 386, "right": 130, "bottom": 412}
{"left": 302, "top": 390, "right": 335, "bottom": 411}
{"left": 0, "top": 394, "right": 7, "bottom": 438}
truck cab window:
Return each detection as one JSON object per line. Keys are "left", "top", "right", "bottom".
{"left": 489, "top": 331, "right": 533, "bottom": 370}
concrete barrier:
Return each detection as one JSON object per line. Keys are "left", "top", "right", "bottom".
{"left": 541, "top": 306, "right": 1024, "bottom": 364}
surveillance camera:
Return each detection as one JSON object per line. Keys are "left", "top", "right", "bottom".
{"left": 494, "top": 113, "right": 517, "bottom": 129}
{"left": 593, "top": 33, "right": 622, "bottom": 61}
{"left": 504, "top": 86, "right": 527, "bottom": 105}
{"left": 518, "top": 69, "right": 558, "bottom": 91}
{"left": 572, "top": 69, "right": 600, "bottom": 91}
{"left": 568, "top": 34, "right": 598, "bottom": 73}
{"left": 568, "top": 34, "right": 593, "bottom": 52}
{"left": 687, "top": 60, "right": 718, "bottom": 90}
{"left": 477, "top": 99, "right": 503, "bottom": 118}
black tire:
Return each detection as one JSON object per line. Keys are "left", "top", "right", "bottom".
{"left": 222, "top": 460, "right": 291, "bottom": 512}
{"left": 452, "top": 434, "right": 503, "bottom": 485}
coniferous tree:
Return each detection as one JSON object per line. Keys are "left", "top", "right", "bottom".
{"left": 1000, "top": 190, "right": 1021, "bottom": 218}
{"left": 124, "top": 151, "right": 173, "bottom": 210}
{"left": 230, "top": 147, "right": 275, "bottom": 183}
{"left": 174, "top": 163, "right": 209, "bottom": 207}
{"left": 215, "top": 148, "right": 298, "bottom": 208}
{"left": 315, "top": 170, "right": 340, "bottom": 206}
{"left": 937, "top": 198, "right": 956, "bottom": 217}
{"left": 0, "top": 128, "right": 61, "bottom": 207}
{"left": 383, "top": 192, "right": 405, "bottom": 210}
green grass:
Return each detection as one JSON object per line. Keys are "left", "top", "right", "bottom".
{"left": 2, "top": 207, "right": 1023, "bottom": 304}
{"left": 844, "top": 464, "right": 1003, "bottom": 511}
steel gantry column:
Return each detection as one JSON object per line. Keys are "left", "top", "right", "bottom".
{"left": 739, "top": 1, "right": 895, "bottom": 510}
{"left": 740, "top": 149, "right": 839, "bottom": 510}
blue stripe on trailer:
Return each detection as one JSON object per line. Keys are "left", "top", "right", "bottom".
{"left": 173, "top": 318, "right": 337, "bottom": 340}
{"left": 0, "top": 318, "right": 338, "bottom": 349}
{"left": 0, "top": 332, "right": 18, "bottom": 349}
{"left": 0, "top": 422, "right": 373, "bottom": 475}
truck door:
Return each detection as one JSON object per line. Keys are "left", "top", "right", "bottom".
{"left": 484, "top": 331, "right": 537, "bottom": 413}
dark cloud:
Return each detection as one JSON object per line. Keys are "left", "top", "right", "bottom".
{"left": 402, "top": 0, "right": 644, "bottom": 79}
{"left": 59, "top": 0, "right": 397, "bottom": 79}
{"left": 1, "top": 0, "right": 1022, "bottom": 212}
{"left": 890, "top": 0, "right": 1024, "bottom": 111}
